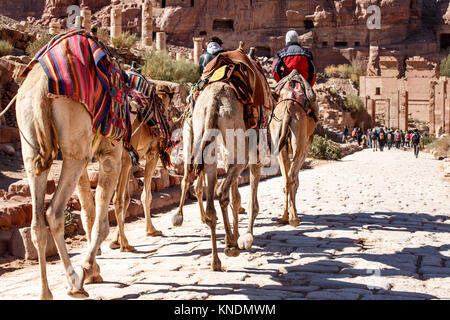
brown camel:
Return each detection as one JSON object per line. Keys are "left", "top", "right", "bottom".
{"left": 15, "top": 63, "right": 128, "bottom": 299}
{"left": 108, "top": 84, "right": 173, "bottom": 252}
{"left": 269, "top": 75, "right": 317, "bottom": 226}
{"left": 188, "top": 81, "right": 262, "bottom": 271}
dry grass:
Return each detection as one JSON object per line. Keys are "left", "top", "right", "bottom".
{"left": 0, "top": 40, "right": 13, "bottom": 57}
{"left": 142, "top": 51, "right": 199, "bottom": 88}
{"left": 26, "top": 34, "right": 53, "bottom": 57}
{"left": 427, "top": 135, "right": 450, "bottom": 158}
{"left": 111, "top": 31, "right": 138, "bottom": 49}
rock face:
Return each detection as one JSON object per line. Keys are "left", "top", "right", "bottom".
{"left": 0, "top": 0, "right": 45, "bottom": 21}
{"left": 0, "top": 0, "right": 447, "bottom": 70}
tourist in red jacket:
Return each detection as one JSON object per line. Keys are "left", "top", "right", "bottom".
{"left": 271, "top": 30, "right": 316, "bottom": 86}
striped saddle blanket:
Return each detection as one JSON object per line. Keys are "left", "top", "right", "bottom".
{"left": 24, "top": 30, "right": 132, "bottom": 149}
{"left": 127, "top": 71, "right": 172, "bottom": 167}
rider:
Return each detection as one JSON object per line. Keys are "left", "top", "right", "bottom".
{"left": 198, "top": 36, "right": 225, "bottom": 75}
{"left": 271, "top": 30, "right": 317, "bottom": 86}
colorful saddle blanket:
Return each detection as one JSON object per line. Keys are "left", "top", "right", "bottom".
{"left": 127, "top": 71, "right": 169, "bottom": 140}
{"left": 127, "top": 71, "right": 172, "bottom": 167}
{"left": 200, "top": 49, "right": 274, "bottom": 129}
{"left": 23, "top": 30, "right": 132, "bottom": 149}
{"left": 278, "top": 80, "right": 318, "bottom": 122}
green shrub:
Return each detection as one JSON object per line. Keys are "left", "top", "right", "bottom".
{"left": 440, "top": 54, "right": 450, "bottom": 77}
{"left": 142, "top": 51, "right": 200, "bottom": 87}
{"left": 26, "top": 34, "right": 53, "bottom": 57}
{"left": 0, "top": 40, "right": 13, "bottom": 57}
{"left": 421, "top": 134, "right": 435, "bottom": 146}
{"left": 316, "top": 72, "right": 329, "bottom": 82}
{"left": 343, "top": 94, "right": 364, "bottom": 117}
{"left": 308, "top": 135, "right": 342, "bottom": 160}
{"left": 111, "top": 31, "right": 138, "bottom": 49}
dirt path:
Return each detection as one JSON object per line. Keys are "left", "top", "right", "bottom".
{"left": 0, "top": 148, "right": 449, "bottom": 300}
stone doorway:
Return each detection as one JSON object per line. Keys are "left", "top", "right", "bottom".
{"left": 440, "top": 33, "right": 450, "bottom": 49}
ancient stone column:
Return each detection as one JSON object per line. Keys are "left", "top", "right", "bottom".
{"left": 49, "top": 22, "right": 61, "bottom": 35}
{"left": 142, "top": 1, "right": 153, "bottom": 48}
{"left": 75, "top": 15, "right": 84, "bottom": 29}
{"left": 188, "top": 52, "right": 194, "bottom": 61}
{"left": 429, "top": 80, "right": 437, "bottom": 134}
{"left": 81, "top": 8, "right": 92, "bottom": 31}
{"left": 367, "top": 45, "right": 380, "bottom": 76}
{"left": 193, "top": 37, "right": 204, "bottom": 64}
{"left": 401, "top": 90, "right": 408, "bottom": 131}
{"left": 370, "top": 99, "right": 376, "bottom": 127}
{"left": 176, "top": 52, "right": 183, "bottom": 61}
{"left": 156, "top": 32, "right": 167, "bottom": 51}
{"left": 111, "top": 6, "right": 123, "bottom": 39}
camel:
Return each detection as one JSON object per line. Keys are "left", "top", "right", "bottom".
{"left": 109, "top": 81, "right": 172, "bottom": 252}
{"left": 16, "top": 62, "right": 128, "bottom": 299}
{"left": 186, "top": 81, "right": 262, "bottom": 271}
{"left": 269, "top": 73, "right": 317, "bottom": 226}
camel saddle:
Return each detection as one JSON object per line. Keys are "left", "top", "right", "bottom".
{"left": 201, "top": 49, "right": 274, "bottom": 129}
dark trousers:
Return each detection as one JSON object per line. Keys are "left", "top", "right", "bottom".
{"left": 413, "top": 144, "right": 420, "bottom": 158}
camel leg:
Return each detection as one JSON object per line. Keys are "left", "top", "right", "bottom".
{"left": 278, "top": 146, "right": 291, "bottom": 225}
{"left": 28, "top": 170, "right": 53, "bottom": 300}
{"left": 195, "top": 171, "right": 207, "bottom": 224}
{"left": 172, "top": 161, "right": 191, "bottom": 226}
{"left": 203, "top": 163, "right": 222, "bottom": 271}
{"left": 217, "top": 163, "right": 244, "bottom": 257}
{"left": 82, "top": 140, "right": 122, "bottom": 284}
{"left": 287, "top": 150, "right": 306, "bottom": 226}
{"left": 77, "top": 167, "right": 98, "bottom": 254}
{"left": 230, "top": 181, "right": 241, "bottom": 240}
{"left": 238, "top": 163, "right": 261, "bottom": 250}
{"left": 111, "top": 154, "right": 135, "bottom": 252}
{"left": 46, "top": 158, "right": 90, "bottom": 298}
{"left": 142, "top": 150, "right": 162, "bottom": 237}
{"left": 286, "top": 119, "right": 308, "bottom": 227}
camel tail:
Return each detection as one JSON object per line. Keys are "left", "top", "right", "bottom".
{"left": 277, "top": 103, "right": 291, "bottom": 153}
{"left": 31, "top": 96, "right": 58, "bottom": 176}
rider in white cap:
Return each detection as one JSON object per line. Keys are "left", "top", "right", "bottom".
{"left": 272, "top": 30, "right": 316, "bottom": 86}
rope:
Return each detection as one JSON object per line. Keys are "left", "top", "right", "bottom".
{"left": 0, "top": 94, "right": 17, "bottom": 117}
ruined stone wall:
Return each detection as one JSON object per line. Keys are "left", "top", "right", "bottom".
{"left": 360, "top": 56, "right": 450, "bottom": 134}
{"left": 0, "top": 0, "right": 45, "bottom": 21}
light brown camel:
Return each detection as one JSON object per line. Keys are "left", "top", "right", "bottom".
{"left": 108, "top": 85, "right": 172, "bottom": 252}
{"left": 188, "top": 81, "right": 262, "bottom": 271}
{"left": 269, "top": 76, "right": 317, "bottom": 226}
{"left": 16, "top": 63, "right": 128, "bottom": 299}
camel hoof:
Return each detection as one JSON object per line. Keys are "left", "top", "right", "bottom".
{"left": 279, "top": 218, "right": 289, "bottom": 225}
{"left": 238, "top": 233, "right": 254, "bottom": 250}
{"left": 85, "top": 274, "right": 103, "bottom": 285}
{"left": 110, "top": 241, "right": 121, "bottom": 250}
{"left": 67, "top": 287, "right": 89, "bottom": 299}
{"left": 238, "top": 207, "right": 246, "bottom": 215}
{"left": 289, "top": 218, "right": 301, "bottom": 227}
{"left": 120, "top": 245, "right": 135, "bottom": 253}
{"left": 147, "top": 230, "right": 163, "bottom": 237}
{"left": 224, "top": 246, "right": 240, "bottom": 257}
{"left": 172, "top": 214, "right": 184, "bottom": 227}
{"left": 40, "top": 290, "right": 53, "bottom": 300}
{"left": 212, "top": 260, "right": 222, "bottom": 271}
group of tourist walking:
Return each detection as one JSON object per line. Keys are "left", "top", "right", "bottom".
{"left": 347, "top": 126, "right": 423, "bottom": 158}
